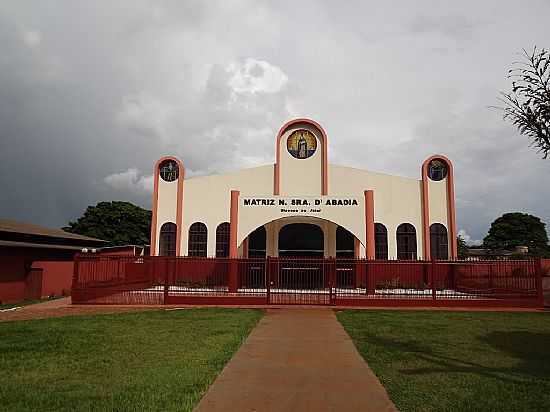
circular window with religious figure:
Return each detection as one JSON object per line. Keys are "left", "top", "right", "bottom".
{"left": 287, "top": 130, "right": 317, "bottom": 159}
{"left": 159, "top": 159, "right": 179, "bottom": 182}
{"left": 428, "top": 159, "right": 448, "bottom": 181}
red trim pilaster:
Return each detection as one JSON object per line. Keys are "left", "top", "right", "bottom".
{"left": 150, "top": 164, "right": 160, "bottom": 256}
{"left": 421, "top": 162, "right": 431, "bottom": 261}
{"left": 447, "top": 163, "right": 457, "bottom": 259}
{"left": 421, "top": 155, "right": 457, "bottom": 260}
{"left": 229, "top": 190, "right": 240, "bottom": 259}
{"left": 273, "top": 164, "right": 279, "bottom": 198}
{"left": 229, "top": 190, "right": 240, "bottom": 293}
{"left": 274, "top": 118, "right": 329, "bottom": 195}
{"left": 150, "top": 156, "right": 185, "bottom": 256}
{"left": 175, "top": 167, "right": 185, "bottom": 256}
{"left": 364, "top": 190, "right": 375, "bottom": 260}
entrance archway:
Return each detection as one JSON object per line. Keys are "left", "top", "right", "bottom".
{"left": 336, "top": 226, "right": 355, "bottom": 258}
{"left": 277, "top": 223, "right": 324, "bottom": 290}
{"left": 336, "top": 226, "right": 356, "bottom": 288}
{"left": 239, "top": 212, "right": 365, "bottom": 260}
{"left": 248, "top": 226, "right": 267, "bottom": 258}
{"left": 278, "top": 223, "right": 324, "bottom": 257}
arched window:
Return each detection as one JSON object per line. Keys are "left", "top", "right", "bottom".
{"left": 248, "top": 226, "right": 267, "bottom": 258}
{"left": 159, "top": 222, "right": 177, "bottom": 256}
{"left": 430, "top": 223, "right": 449, "bottom": 260}
{"left": 215, "top": 222, "right": 230, "bottom": 258}
{"left": 374, "top": 223, "right": 388, "bottom": 260}
{"left": 336, "top": 226, "right": 355, "bottom": 258}
{"left": 188, "top": 222, "right": 207, "bottom": 257}
{"left": 396, "top": 223, "right": 417, "bottom": 260}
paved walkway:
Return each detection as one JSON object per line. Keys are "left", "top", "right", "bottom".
{"left": 194, "top": 307, "right": 397, "bottom": 412}
{"left": 0, "top": 298, "right": 154, "bottom": 322}
{"left": 2, "top": 297, "right": 542, "bottom": 323}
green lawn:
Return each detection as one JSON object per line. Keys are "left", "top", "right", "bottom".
{"left": 0, "top": 308, "right": 262, "bottom": 412}
{"left": 337, "top": 310, "right": 550, "bottom": 412}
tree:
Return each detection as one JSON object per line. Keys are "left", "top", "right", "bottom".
{"left": 497, "top": 47, "right": 550, "bottom": 158}
{"left": 483, "top": 212, "right": 549, "bottom": 256}
{"left": 457, "top": 235, "right": 469, "bottom": 259}
{"left": 64, "top": 201, "right": 152, "bottom": 246}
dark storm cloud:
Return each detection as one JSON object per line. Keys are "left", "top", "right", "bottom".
{"left": 0, "top": 0, "right": 549, "bottom": 243}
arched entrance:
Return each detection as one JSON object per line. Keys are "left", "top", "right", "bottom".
{"left": 278, "top": 223, "right": 324, "bottom": 257}
{"left": 336, "top": 226, "right": 356, "bottom": 288}
{"left": 239, "top": 214, "right": 363, "bottom": 259}
{"left": 248, "top": 226, "right": 267, "bottom": 258}
{"left": 240, "top": 217, "right": 363, "bottom": 303}
{"left": 277, "top": 223, "right": 324, "bottom": 290}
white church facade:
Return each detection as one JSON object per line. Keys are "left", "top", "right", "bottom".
{"left": 149, "top": 118, "right": 457, "bottom": 261}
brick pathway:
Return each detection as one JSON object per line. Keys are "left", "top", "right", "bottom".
{"left": 0, "top": 298, "right": 155, "bottom": 322}
{"left": 2, "top": 296, "right": 542, "bottom": 324}
{"left": 194, "top": 307, "right": 397, "bottom": 412}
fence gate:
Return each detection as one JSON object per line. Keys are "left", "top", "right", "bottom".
{"left": 72, "top": 255, "right": 544, "bottom": 308}
{"left": 267, "top": 258, "right": 333, "bottom": 305}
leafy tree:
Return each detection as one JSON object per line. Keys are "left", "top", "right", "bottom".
{"left": 64, "top": 201, "right": 152, "bottom": 246}
{"left": 457, "top": 235, "right": 469, "bottom": 259}
{"left": 483, "top": 212, "right": 549, "bottom": 256}
{"left": 497, "top": 47, "right": 550, "bottom": 158}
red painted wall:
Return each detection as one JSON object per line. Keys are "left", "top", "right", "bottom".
{"left": 0, "top": 261, "right": 73, "bottom": 304}
{"left": 0, "top": 254, "right": 30, "bottom": 303}
{"left": 33, "top": 261, "right": 74, "bottom": 298}
{"left": 542, "top": 259, "right": 550, "bottom": 277}
{"left": 0, "top": 247, "right": 75, "bottom": 304}
{"left": 0, "top": 280, "right": 26, "bottom": 304}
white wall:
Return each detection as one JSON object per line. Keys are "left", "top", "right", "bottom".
{"left": 237, "top": 195, "right": 364, "bottom": 249}
{"left": 428, "top": 177, "right": 450, "bottom": 256}
{"left": 428, "top": 178, "right": 448, "bottom": 227}
{"left": 330, "top": 165, "right": 426, "bottom": 259}
{"left": 237, "top": 194, "right": 366, "bottom": 253}
{"left": 158, "top": 158, "right": 449, "bottom": 258}
{"left": 182, "top": 165, "right": 273, "bottom": 256}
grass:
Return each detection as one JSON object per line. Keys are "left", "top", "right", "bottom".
{"left": 337, "top": 310, "right": 550, "bottom": 412}
{"left": 0, "top": 296, "right": 64, "bottom": 310}
{"left": 0, "top": 308, "right": 262, "bottom": 412}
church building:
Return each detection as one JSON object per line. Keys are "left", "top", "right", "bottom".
{"left": 150, "top": 118, "right": 457, "bottom": 261}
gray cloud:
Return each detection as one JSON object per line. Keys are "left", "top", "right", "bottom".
{"left": 408, "top": 15, "right": 480, "bottom": 40}
{"left": 1, "top": 0, "right": 549, "bottom": 243}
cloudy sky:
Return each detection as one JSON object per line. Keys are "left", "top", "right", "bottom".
{"left": 1, "top": 0, "right": 549, "bottom": 244}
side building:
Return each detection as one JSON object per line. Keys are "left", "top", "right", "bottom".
{"left": 0, "top": 219, "right": 105, "bottom": 303}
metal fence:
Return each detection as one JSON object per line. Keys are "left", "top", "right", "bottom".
{"left": 72, "top": 255, "right": 545, "bottom": 307}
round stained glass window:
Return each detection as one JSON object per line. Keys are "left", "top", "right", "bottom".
{"left": 287, "top": 130, "right": 317, "bottom": 159}
{"left": 428, "top": 159, "right": 448, "bottom": 181}
{"left": 159, "top": 159, "right": 179, "bottom": 182}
